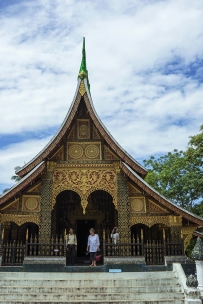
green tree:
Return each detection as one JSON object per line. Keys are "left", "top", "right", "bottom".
{"left": 11, "top": 166, "right": 22, "bottom": 182}
{"left": 143, "top": 149, "right": 203, "bottom": 211}
{"left": 2, "top": 188, "right": 10, "bottom": 193}
{"left": 187, "top": 124, "right": 203, "bottom": 161}
{"left": 1, "top": 166, "right": 22, "bottom": 195}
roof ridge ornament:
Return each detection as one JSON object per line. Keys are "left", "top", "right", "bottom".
{"left": 78, "top": 37, "right": 90, "bottom": 93}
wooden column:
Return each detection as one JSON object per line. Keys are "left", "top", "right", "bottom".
{"left": 117, "top": 172, "right": 131, "bottom": 244}
{"left": 39, "top": 171, "right": 53, "bottom": 243}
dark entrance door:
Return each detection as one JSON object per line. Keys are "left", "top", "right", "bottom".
{"left": 77, "top": 220, "right": 95, "bottom": 256}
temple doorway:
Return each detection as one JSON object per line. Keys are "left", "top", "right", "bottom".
{"left": 52, "top": 190, "right": 82, "bottom": 238}
{"left": 77, "top": 220, "right": 95, "bottom": 256}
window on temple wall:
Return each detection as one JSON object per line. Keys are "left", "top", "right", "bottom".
{"left": 18, "top": 222, "right": 39, "bottom": 244}
{"left": 131, "top": 223, "right": 170, "bottom": 243}
{"left": 2, "top": 222, "right": 38, "bottom": 244}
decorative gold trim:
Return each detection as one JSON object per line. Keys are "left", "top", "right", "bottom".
{"left": 0, "top": 213, "right": 39, "bottom": 226}
{"left": 78, "top": 80, "right": 86, "bottom": 96}
{"left": 149, "top": 199, "right": 169, "bottom": 214}
{"left": 104, "top": 145, "right": 119, "bottom": 160}
{"left": 130, "top": 215, "right": 182, "bottom": 229}
{"left": 130, "top": 197, "right": 146, "bottom": 213}
{"left": 52, "top": 163, "right": 119, "bottom": 214}
{"left": 0, "top": 198, "right": 19, "bottom": 211}
{"left": 77, "top": 119, "right": 90, "bottom": 139}
{"left": 22, "top": 195, "right": 41, "bottom": 212}
{"left": 93, "top": 126, "right": 100, "bottom": 139}
{"left": 50, "top": 146, "right": 64, "bottom": 161}
{"left": 27, "top": 183, "right": 41, "bottom": 193}
{"left": 67, "top": 142, "right": 102, "bottom": 160}
{"left": 128, "top": 183, "right": 142, "bottom": 194}
{"left": 67, "top": 125, "right": 75, "bottom": 139}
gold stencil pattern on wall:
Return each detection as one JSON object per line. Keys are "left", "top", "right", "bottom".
{"left": 149, "top": 200, "right": 169, "bottom": 213}
{"left": 0, "top": 214, "right": 39, "bottom": 226}
{"left": 67, "top": 142, "right": 101, "bottom": 160}
{"left": 0, "top": 198, "right": 19, "bottom": 211}
{"left": 69, "top": 144, "right": 83, "bottom": 159}
{"left": 130, "top": 215, "right": 169, "bottom": 227}
{"left": 28, "top": 183, "right": 41, "bottom": 193}
{"left": 52, "top": 164, "right": 118, "bottom": 213}
{"left": 128, "top": 183, "right": 142, "bottom": 194}
{"left": 22, "top": 195, "right": 40, "bottom": 212}
{"left": 130, "top": 197, "right": 146, "bottom": 213}
{"left": 50, "top": 146, "right": 64, "bottom": 161}
{"left": 67, "top": 125, "right": 75, "bottom": 139}
{"left": 93, "top": 126, "right": 100, "bottom": 139}
{"left": 85, "top": 144, "right": 100, "bottom": 158}
{"left": 77, "top": 119, "right": 90, "bottom": 139}
{"left": 104, "top": 146, "right": 119, "bottom": 160}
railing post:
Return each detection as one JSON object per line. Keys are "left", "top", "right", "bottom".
{"left": 24, "top": 229, "right": 28, "bottom": 258}
{"left": 64, "top": 229, "right": 66, "bottom": 257}
{"left": 181, "top": 229, "right": 184, "bottom": 255}
{"left": 0, "top": 226, "right": 3, "bottom": 263}
{"left": 163, "top": 229, "right": 166, "bottom": 256}
{"left": 0, "top": 225, "right": 2, "bottom": 254}
{"left": 103, "top": 229, "right": 106, "bottom": 257}
{"left": 140, "top": 229, "right": 144, "bottom": 256}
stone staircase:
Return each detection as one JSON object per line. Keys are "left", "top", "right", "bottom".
{"left": 0, "top": 271, "right": 185, "bottom": 303}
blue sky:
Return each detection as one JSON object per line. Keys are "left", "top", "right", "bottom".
{"left": 0, "top": 0, "right": 203, "bottom": 193}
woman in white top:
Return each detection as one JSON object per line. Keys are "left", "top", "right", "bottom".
{"left": 86, "top": 228, "right": 100, "bottom": 266}
{"left": 111, "top": 227, "right": 119, "bottom": 244}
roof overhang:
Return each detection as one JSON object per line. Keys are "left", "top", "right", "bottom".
{"left": 0, "top": 162, "right": 45, "bottom": 205}
{"left": 16, "top": 79, "right": 148, "bottom": 178}
{"left": 121, "top": 162, "right": 203, "bottom": 226}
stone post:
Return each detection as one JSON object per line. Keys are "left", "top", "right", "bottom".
{"left": 191, "top": 237, "right": 203, "bottom": 292}
{"left": 39, "top": 171, "right": 53, "bottom": 243}
{"left": 0, "top": 223, "right": 2, "bottom": 266}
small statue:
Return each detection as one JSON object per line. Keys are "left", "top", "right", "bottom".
{"left": 191, "top": 237, "right": 203, "bottom": 260}
{"left": 186, "top": 274, "right": 198, "bottom": 288}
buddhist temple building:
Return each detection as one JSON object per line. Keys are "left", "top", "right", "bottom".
{"left": 1, "top": 38, "right": 203, "bottom": 266}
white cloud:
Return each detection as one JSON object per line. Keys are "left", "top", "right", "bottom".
{"left": 1, "top": 0, "right": 203, "bottom": 193}
{"left": 0, "top": 137, "right": 52, "bottom": 192}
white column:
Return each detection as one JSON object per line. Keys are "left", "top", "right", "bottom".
{"left": 195, "top": 260, "right": 203, "bottom": 291}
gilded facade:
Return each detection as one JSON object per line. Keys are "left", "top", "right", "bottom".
{"left": 0, "top": 39, "right": 203, "bottom": 265}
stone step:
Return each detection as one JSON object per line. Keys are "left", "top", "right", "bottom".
{"left": 0, "top": 278, "right": 179, "bottom": 287}
{"left": 0, "top": 285, "right": 182, "bottom": 293}
{"left": 0, "top": 292, "right": 185, "bottom": 301}
{"left": 0, "top": 271, "right": 177, "bottom": 279}
{"left": 0, "top": 301, "right": 185, "bottom": 304}
{"left": 0, "top": 271, "right": 185, "bottom": 304}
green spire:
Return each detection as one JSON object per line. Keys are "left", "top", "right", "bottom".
{"left": 78, "top": 37, "right": 90, "bottom": 92}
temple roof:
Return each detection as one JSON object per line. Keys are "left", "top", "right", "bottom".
{"left": 1, "top": 39, "right": 203, "bottom": 227}
{"left": 0, "top": 162, "right": 45, "bottom": 205}
{"left": 122, "top": 162, "right": 203, "bottom": 226}
{"left": 78, "top": 37, "right": 90, "bottom": 92}
{"left": 15, "top": 39, "right": 148, "bottom": 178}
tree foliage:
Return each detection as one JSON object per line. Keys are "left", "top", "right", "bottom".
{"left": 143, "top": 125, "right": 203, "bottom": 212}
{"left": 1, "top": 166, "right": 22, "bottom": 194}
{"left": 11, "top": 166, "right": 22, "bottom": 182}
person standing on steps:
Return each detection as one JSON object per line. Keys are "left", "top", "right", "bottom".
{"left": 111, "top": 227, "right": 119, "bottom": 255}
{"left": 111, "top": 227, "right": 119, "bottom": 244}
{"left": 86, "top": 228, "right": 100, "bottom": 267}
{"left": 66, "top": 228, "right": 77, "bottom": 266}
